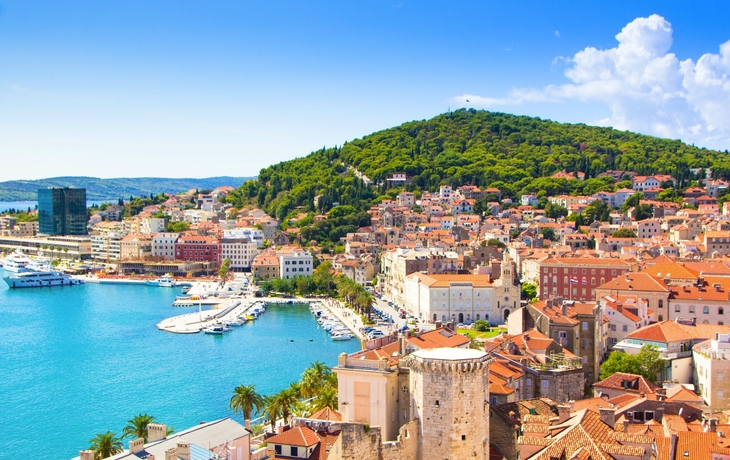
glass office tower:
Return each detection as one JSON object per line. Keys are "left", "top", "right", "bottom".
{"left": 38, "top": 188, "right": 88, "bottom": 235}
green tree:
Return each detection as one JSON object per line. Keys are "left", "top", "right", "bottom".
{"left": 633, "top": 204, "right": 653, "bottom": 221}
{"left": 600, "top": 345, "right": 665, "bottom": 384}
{"left": 473, "top": 319, "right": 489, "bottom": 332}
{"left": 541, "top": 228, "right": 556, "bottom": 241}
{"left": 262, "top": 394, "right": 282, "bottom": 431}
{"left": 122, "top": 413, "right": 156, "bottom": 441}
{"left": 229, "top": 384, "right": 265, "bottom": 429}
{"left": 311, "top": 386, "right": 338, "bottom": 412}
{"left": 612, "top": 228, "right": 637, "bottom": 238}
{"left": 521, "top": 283, "right": 538, "bottom": 301}
{"left": 88, "top": 431, "right": 123, "bottom": 460}
{"left": 486, "top": 238, "right": 506, "bottom": 249}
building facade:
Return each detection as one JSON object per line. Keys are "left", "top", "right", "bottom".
{"left": 38, "top": 187, "right": 88, "bottom": 235}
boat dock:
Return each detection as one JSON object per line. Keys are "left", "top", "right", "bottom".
{"left": 156, "top": 299, "right": 261, "bottom": 334}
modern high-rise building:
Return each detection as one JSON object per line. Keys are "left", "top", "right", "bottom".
{"left": 37, "top": 188, "right": 88, "bottom": 235}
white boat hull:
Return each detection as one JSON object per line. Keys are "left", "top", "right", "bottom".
{"left": 3, "top": 275, "right": 83, "bottom": 288}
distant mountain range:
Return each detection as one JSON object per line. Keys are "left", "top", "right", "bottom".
{"left": 0, "top": 176, "right": 254, "bottom": 202}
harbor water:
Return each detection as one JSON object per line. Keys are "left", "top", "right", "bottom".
{"left": 0, "top": 278, "right": 359, "bottom": 458}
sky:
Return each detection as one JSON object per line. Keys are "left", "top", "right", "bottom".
{"left": 0, "top": 1, "right": 729, "bottom": 182}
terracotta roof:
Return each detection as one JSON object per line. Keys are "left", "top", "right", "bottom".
{"left": 596, "top": 272, "right": 669, "bottom": 293}
{"left": 407, "top": 273, "right": 493, "bottom": 287}
{"left": 625, "top": 320, "right": 730, "bottom": 343}
{"left": 267, "top": 426, "right": 320, "bottom": 447}
{"left": 593, "top": 372, "right": 659, "bottom": 394}
{"left": 309, "top": 407, "right": 342, "bottom": 421}
{"left": 408, "top": 328, "right": 471, "bottom": 349}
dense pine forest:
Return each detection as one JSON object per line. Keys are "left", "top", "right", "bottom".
{"left": 226, "top": 109, "right": 728, "bottom": 226}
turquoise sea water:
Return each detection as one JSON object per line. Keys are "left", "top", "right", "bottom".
{"left": 0, "top": 277, "right": 359, "bottom": 459}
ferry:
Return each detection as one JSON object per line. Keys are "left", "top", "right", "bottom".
{"left": 3, "top": 270, "right": 84, "bottom": 288}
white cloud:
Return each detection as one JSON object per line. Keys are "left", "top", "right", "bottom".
{"left": 456, "top": 14, "right": 730, "bottom": 150}
{"left": 555, "top": 30, "right": 560, "bottom": 38}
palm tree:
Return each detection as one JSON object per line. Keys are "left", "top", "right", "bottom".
{"left": 89, "top": 431, "right": 123, "bottom": 460}
{"left": 274, "top": 387, "right": 299, "bottom": 424}
{"left": 262, "top": 394, "right": 282, "bottom": 432}
{"left": 229, "top": 384, "right": 264, "bottom": 429}
{"left": 311, "top": 386, "right": 338, "bottom": 412}
{"left": 122, "top": 413, "right": 156, "bottom": 441}
{"left": 356, "top": 290, "right": 374, "bottom": 318}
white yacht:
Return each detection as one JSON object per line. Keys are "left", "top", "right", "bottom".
{"left": 3, "top": 270, "right": 84, "bottom": 288}
{"left": 146, "top": 274, "right": 176, "bottom": 287}
{"left": 1, "top": 251, "right": 32, "bottom": 273}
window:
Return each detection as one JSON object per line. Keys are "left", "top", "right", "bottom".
{"left": 675, "top": 305, "right": 681, "bottom": 312}
{"left": 611, "top": 324, "right": 616, "bottom": 331}
{"left": 541, "top": 379, "right": 549, "bottom": 388}
{"left": 559, "top": 331, "right": 567, "bottom": 339}
{"left": 720, "top": 308, "right": 725, "bottom": 315}
{"left": 526, "top": 378, "right": 532, "bottom": 386}
{"left": 275, "top": 445, "right": 282, "bottom": 455}
{"left": 582, "top": 338, "right": 588, "bottom": 348}
{"left": 623, "top": 325, "right": 629, "bottom": 332}
{"left": 582, "top": 322, "right": 588, "bottom": 330}
{"left": 290, "top": 447, "right": 298, "bottom": 456}
{"left": 704, "top": 306, "right": 710, "bottom": 314}
{"left": 689, "top": 305, "right": 695, "bottom": 313}
{"left": 583, "top": 356, "right": 588, "bottom": 364}
{"left": 659, "top": 300, "right": 664, "bottom": 309}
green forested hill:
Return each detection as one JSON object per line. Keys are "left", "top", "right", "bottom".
{"left": 226, "top": 109, "right": 728, "bottom": 223}
{"left": 0, "top": 176, "right": 253, "bottom": 201}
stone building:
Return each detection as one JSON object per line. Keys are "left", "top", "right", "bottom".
{"left": 333, "top": 334, "right": 492, "bottom": 460}
{"left": 403, "top": 348, "right": 491, "bottom": 459}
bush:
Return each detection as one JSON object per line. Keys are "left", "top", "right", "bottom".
{"left": 474, "top": 320, "right": 489, "bottom": 332}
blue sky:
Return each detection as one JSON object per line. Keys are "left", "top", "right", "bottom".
{"left": 1, "top": 1, "right": 729, "bottom": 182}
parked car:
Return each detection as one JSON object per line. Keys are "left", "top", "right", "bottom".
{"left": 368, "top": 330, "right": 386, "bottom": 339}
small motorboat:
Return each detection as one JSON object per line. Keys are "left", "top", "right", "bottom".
{"left": 331, "top": 332, "right": 354, "bottom": 341}
{"left": 203, "top": 325, "right": 226, "bottom": 335}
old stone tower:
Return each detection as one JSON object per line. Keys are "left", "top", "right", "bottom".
{"left": 404, "top": 348, "right": 492, "bottom": 460}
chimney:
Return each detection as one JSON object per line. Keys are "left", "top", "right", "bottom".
{"left": 148, "top": 423, "right": 167, "bottom": 442}
{"left": 399, "top": 334, "right": 406, "bottom": 356}
{"left": 623, "top": 419, "right": 629, "bottom": 432}
{"left": 338, "top": 352, "right": 347, "bottom": 367}
{"left": 569, "top": 400, "right": 575, "bottom": 412}
{"left": 546, "top": 299, "right": 553, "bottom": 310}
{"left": 561, "top": 302, "right": 568, "bottom": 317}
{"left": 130, "top": 438, "right": 145, "bottom": 453}
{"left": 669, "top": 434, "right": 678, "bottom": 460}
{"left": 177, "top": 441, "right": 191, "bottom": 460}
{"left": 557, "top": 405, "right": 571, "bottom": 423}
{"left": 617, "top": 303, "right": 623, "bottom": 313}
{"left": 341, "top": 401, "right": 351, "bottom": 422}
{"left": 599, "top": 407, "right": 616, "bottom": 429}
{"left": 165, "top": 447, "right": 178, "bottom": 460}
{"left": 708, "top": 418, "right": 718, "bottom": 433}
{"left": 79, "top": 451, "right": 94, "bottom": 460}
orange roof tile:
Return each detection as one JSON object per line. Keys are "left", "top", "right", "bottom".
{"left": 267, "top": 426, "right": 320, "bottom": 447}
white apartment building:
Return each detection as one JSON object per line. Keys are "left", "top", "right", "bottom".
{"left": 152, "top": 233, "right": 180, "bottom": 260}
{"left": 141, "top": 217, "right": 168, "bottom": 235}
{"left": 91, "top": 232, "right": 123, "bottom": 261}
{"left": 220, "top": 237, "right": 258, "bottom": 272}
{"left": 278, "top": 250, "right": 313, "bottom": 279}
{"left": 693, "top": 332, "right": 730, "bottom": 408}
{"left": 224, "top": 228, "right": 265, "bottom": 247}
{"left": 600, "top": 295, "right": 650, "bottom": 349}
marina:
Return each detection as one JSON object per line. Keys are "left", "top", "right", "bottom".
{"left": 0, "top": 276, "right": 361, "bottom": 459}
